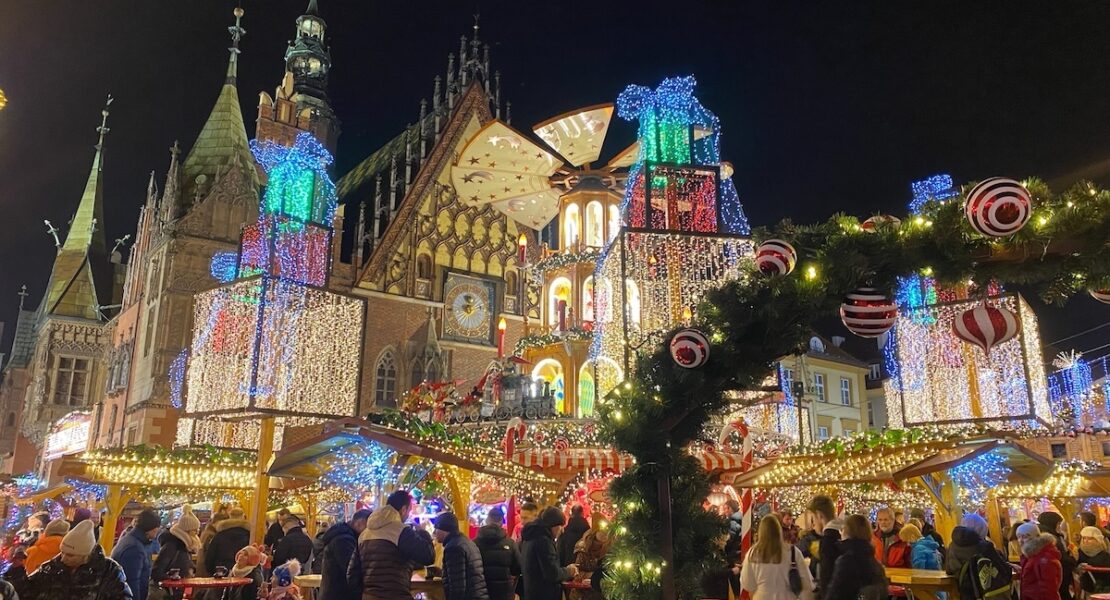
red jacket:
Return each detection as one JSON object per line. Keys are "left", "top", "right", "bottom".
{"left": 1020, "top": 533, "right": 1063, "bottom": 600}
{"left": 873, "top": 529, "right": 911, "bottom": 568}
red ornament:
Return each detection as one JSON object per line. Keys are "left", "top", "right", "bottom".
{"left": 755, "top": 239, "right": 797, "bottom": 276}
{"left": 839, "top": 288, "right": 897, "bottom": 338}
{"left": 1090, "top": 289, "right": 1110, "bottom": 305}
{"left": 860, "top": 215, "right": 901, "bottom": 233}
{"left": 553, "top": 437, "right": 570, "bottom": 453}
{"left": 952, "top": 302, "right": 1021, "bottom": 354}
{"left": 964, "top": 177, "right": 1032, "bottom": 237}
{"left": 669, "top": 328, "right": 710, "bottom": 369}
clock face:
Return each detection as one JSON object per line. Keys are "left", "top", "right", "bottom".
{"left": 443, "top": 274, "right": 496, "bottom": 343}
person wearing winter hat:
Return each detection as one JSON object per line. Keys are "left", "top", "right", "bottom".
{"left": 1077, "top": 525, "right": 1110, "bottom": 594}
{"left": 227, "top": 545, "right": 265, "bottom": 600}
{"left": 267, "top": 559, "right": 302, "bottom": 600}
{"left": 1017, "top": 520, "right": 1062, "bottom": 600}
{"left": 152, "top": 506, "right": 200, "bottom": 599}
{"left": 3, "top": 545, "right": 28, "bottom": 597}
{"left": 112, "top": 508, "right": 161, "bottom": 600}
{"left": 521, "top": 507, "right": 578, "bottom": 600}
{"left": 434, "top": 512, "right": 489, "bottom": 600}
{"left": 24, "top": 519, "right": 133, "bottom": 599}
{"left": 1038, "top": 511, "right": 1077, "bottom": 600}
{"left": 24, "top": 518, "right": 70, "bottom": 574}
{"left": 205, "top": 506, "right": 251, "bottom": 579}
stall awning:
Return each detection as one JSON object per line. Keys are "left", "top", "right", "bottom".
{"left": 726, "top": 438, "right": 1052, "bottom": 489}
{"left": 16, "top": 483, "right": 72, "bottom": 505}
{"left": 991, "top": 465, "right": 1110, "bottom": 499}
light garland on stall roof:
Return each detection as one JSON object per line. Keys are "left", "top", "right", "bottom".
{"left": 78, "top": 446, "right": 256, "bottom": 489}
{"left": 990, "top": 460, "right": 1097, "bottom": 499}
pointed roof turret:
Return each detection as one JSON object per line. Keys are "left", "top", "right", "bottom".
{"left": 42, "top": 96, "right": 116, "bottom": 320}
{"left": 306, "top": 0, "right": 320, "bottom": 16}
{"left": 181, "top": 6, "right": 259, "bottom": 203}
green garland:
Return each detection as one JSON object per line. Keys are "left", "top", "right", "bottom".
{"left": 529, "top": 249, "right": 602, "bottom": 275}
{"left": 597, "top": 178, "right": 1109, "bottom": 599}
{"left": 513, "top": 329, "right": 593, "bottom": 355}
{"left": 373, "top": 410, "right": 477, "bottom": 448}
{"left": 85, "top": 444, "right": 256, "bottom": 466}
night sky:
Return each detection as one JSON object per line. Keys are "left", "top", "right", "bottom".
{"left": 0, "top": 0, "right": 1107, "bottom": 364}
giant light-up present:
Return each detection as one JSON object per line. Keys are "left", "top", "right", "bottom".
{"left": 592, "top": 77, "right": 752, "bottom": 376}
{"left": 177, "top": 133, "right": 364, "bottom": 450}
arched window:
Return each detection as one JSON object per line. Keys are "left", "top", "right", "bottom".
{"left": 532, "top": 359, "right": 566, "bottom": 415}
{"left": 410, "top": 360, "right": 425, "bottom": 387}
{"left": 374, "top": 350, "right": 398, "bottom": 408}
{"left": 564, "top": 204, "right": 580, "bottom": 249}
{"left": 505, "top": 271, "right": 518, "bottom": 296}
{"left": 585, "top": 201, "right": 604, "bottom": 247}
{"left": 582, "top": 276, "right": 596, "bottom": 323}
{"left": 425, "top": 360, "right": 440, "bottom": 383}
{"left": 579, "top": 358, "right": 623, "bottom": 416}
{"left": 608, "top": 204, "right": 622, "bottom": 242}
{"left": 548, "top": 277, "right": 572, "bottom": 328}
{"left": 416, "top": 254, "right": 432, "bottom": 280}
{"left": 625, "top": 280, "right": 642, "bottom": 327}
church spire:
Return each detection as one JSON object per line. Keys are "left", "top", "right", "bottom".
{"left": 42, "top": 96, "right": 116, "bottom": 320}
{"left": 181, "top": 7, "right": 259, "bottom": 204}
{"left": 286, "top": 0, "right": 332, "bottom": 101}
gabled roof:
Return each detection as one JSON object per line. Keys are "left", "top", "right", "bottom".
{"left": 335, "top": 121, "right": 421, "bottom": 199}
{"left": 356, "top": 83, "right": 493, "bottom": 282}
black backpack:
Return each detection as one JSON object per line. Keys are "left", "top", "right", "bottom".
{"left": 958, "top": 549, "right": 1013, "bottom": 600}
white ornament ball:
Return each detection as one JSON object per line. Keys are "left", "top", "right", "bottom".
{"left": 669, "top": 328, "right": 710, "bottom": 369}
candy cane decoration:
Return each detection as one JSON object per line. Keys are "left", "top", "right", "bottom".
{"left": 502, "top": 417, "right": 527, "bottom": 460}
{"left": 734, "top": 419, "right": 755, "bottom": 600}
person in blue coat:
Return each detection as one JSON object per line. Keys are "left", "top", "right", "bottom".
{"left": 111, "top": 509, "right": 161, "bottom": 600}
{"left": 900, "top": 524, "right": 942, "bottom": 570}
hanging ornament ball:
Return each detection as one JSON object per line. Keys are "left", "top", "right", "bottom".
{"left": 839, "top": 288, "right": 897, "bottom": 338}
{"left": 860, "top": 215, "right": 902, "bottom": 233}
{"left": 669, "top": 328, "right": 710, "bottom": 369}
{"left": 1089, "top": 289, "right": 1110, "bottom": 305}
{"left": 964, "top": 177, "right": 1032, "bottom": 237}
{"left": 755, "top": 239, "right": 797, "bottom": 275}
{"left": 952, "top": 302, "right": 1022, "bottom": 354}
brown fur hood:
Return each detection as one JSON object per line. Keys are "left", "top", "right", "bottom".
{"left": 214, "top": 518, "right": 251, "bottom": 533}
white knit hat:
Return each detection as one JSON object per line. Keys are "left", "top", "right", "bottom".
{"left": 1081, "top": 526, "right": 1104, "bottom": 539}
{"left": 60, "top": 520, "right": 97, "bottom": 556}
{"left": 176, "top": 506, "right": 201, "bottom": 533}
{"left": 44, "top": 518, "right": 70, "bottom": 537}
{"left": 1015, "top": 522, "right": 1040, "bottom": 538}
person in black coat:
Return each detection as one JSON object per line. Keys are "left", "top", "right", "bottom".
{"left": 273, "top": 515, "right": 313, "bottom": 567}
{"left": 825, "top": 515, "right": 887, "bottom": 600}
{"left": 264, "top": 508, "right": 292, "bottom": 550}
{"left": 3, "top": 546, "right": 28, "bottom": 597}
{"left": 205, "top": 508, "right": 251, "bottom": 577}
{"left": 474, "top": 508, "right": 522, "bottom": 600}
{"left": 556, "top": 506, "right": 589, "bottom": 568}
{"left": 318, "top": 509, "right": 369, "bottom": 600}
{"left": 521, "top": 507, "right": 579, "bottom": 600}
{"left": 346, "top": 490, "right": 436, "bottom": 599}
{"left": 434, "top": 513, "right": 490, "bottom": 600}
{"left": 1039, "top": 511, "right": 1078, "bottom": 600}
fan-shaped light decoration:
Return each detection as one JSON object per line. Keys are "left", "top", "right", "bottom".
{"left": 755, "top": 239, "right": 797, "bottom": 276}
{"left": 669, "top": 328, "right": 710, "bottom": 369}
{"left": 860, "top": 215, "right": 901, "bottom": 233}
{"left": 839, "top": 288, "right": 897, "bottom": 338}
{"left": 952, "top": 302, "right": 1021, "bottom": 354}
{"left": 964, "top": 177, "right": 1032, "bottom": 237}
{"left": 1090, "top": 289, "right": 1110, "bottom": 305}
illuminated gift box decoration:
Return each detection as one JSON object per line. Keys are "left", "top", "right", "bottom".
{"left": 884, "top": 291, "right": 1050, "bottom": 429}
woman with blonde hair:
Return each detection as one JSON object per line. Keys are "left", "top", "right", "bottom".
{"left": 740, "top": 516, "right": 814, "bottom": 600}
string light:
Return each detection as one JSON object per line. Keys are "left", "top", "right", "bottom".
{"left": 909, "top": 174, "right": 959, "bottom": 215}
{"left": 950, "top": 452, "right": 1010, "bottom": 505}
{"left": 1048, "top": 351, "right": 1097, "bottom": 427}
{"left": 74, "top": 446, "right": 256, "bottom": 490}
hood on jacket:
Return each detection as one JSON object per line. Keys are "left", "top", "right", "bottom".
{"left": 912, "top": 536, "right": 940, "bottom": 552}
{"left": 360, "top": 506, "right": 405, "bottom": 545}
{"left": 1023, "top": 532, "right": 1061, "bottom": 558}
{"left": 950, "top": 526, "right": 985, "bottom": 547}
{"left": 321, "top": 522, "right": 356, "bottom": 546}
{"left": 214, "top": 518, "right": 251, "bottom": 534}
{"left": 840, "top": 537, "right": 875, "bottom": 555}
{"left": 521, "top": 519, "right": 553, "bottom": 542}
{"left": 476, "top": 524, "right": 508, "bottom": 544}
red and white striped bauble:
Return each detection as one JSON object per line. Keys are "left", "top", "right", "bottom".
{"left": 964, "top": 177, "right": 1032, "bottom": 237}
{"left": 1090, "top": 289, "right": 1110, "bottom": 305}
{"left": 669, "top": 328, "right": 710, "bottom": 369}
{"left": 755, "top": 239, "right": 797, "bottom": 276}
{"left": 839, "top": 288, "right": 897, "bottom": 338}
{"left": 860, "top": 215, "right": 901, "bottom": 233}
{"left": 952, "top": 302, "right": 1022, "bottom": 354}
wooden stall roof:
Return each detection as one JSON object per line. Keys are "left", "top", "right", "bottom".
{"left": 56, "top": 454, "right": 289, "bottom": 491}
{"left": 267, "top": 417, "right": 557, "bottom": 489}
{"left": 727, "top": 437, "right": 1052, "bottom": 489}
{"left": 16, "top": 483, "right": 72, "bottom": 505}
{"left": 991, "top": 466, "right": 1110, "bottom": 499}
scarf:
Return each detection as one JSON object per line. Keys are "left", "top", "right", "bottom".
{"left": 170, "top": 524, "right": 201, "bottom": 554}
{"left": 230, "top": 563, "right": 257, "bottom": 579}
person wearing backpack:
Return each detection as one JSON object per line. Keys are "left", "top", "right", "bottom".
{"left": 1016, "top": 521, "right": 1061, "bottom": 600}
{"left": 740, "top": 515, "right": 814, "bottom": 600}
{"left": 825, "top": 515, "right": 887, "bottom": 600}
{"left": 944, "top": 514, "right": 1012, "bottom": 600}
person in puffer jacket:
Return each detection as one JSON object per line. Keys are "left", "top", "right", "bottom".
{"left": 474, "top": 508, "right": 521, "bottom": 600}
{"left": 434, "top": 512, "right": 489, "bottom": 600}
{"left": 23, "top": 520, "right": 133, "bottom": 600}
{"left": 346, "top": 490, "right": 434, "bottom": 600}
{"left": 1016, "top": 521, "right": 1062, "bottom": 600}
{"left": 899, "top": 524, "right": 941, "bottom": 570}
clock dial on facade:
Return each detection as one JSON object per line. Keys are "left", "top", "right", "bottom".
{"left": 443, "top": 273, "right": 497, "bottom": 344}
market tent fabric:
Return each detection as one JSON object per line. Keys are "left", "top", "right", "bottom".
{"left": 508, "top": 448, "right": 747, "bottom": 473}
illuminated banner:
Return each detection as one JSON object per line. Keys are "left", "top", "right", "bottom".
{"left": 43, "top": 411, "right": 91, "bottom": 462}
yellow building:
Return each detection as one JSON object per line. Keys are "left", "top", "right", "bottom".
{"left": 779, "top": 335, "right": 871, "bottom": 441}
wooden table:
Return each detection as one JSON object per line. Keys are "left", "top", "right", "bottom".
{"left": 294, "top": 574, "right": 321, "bottom": 599}
{"left": 885, "top": 567, "right": 960, "bottom": 600}
{"left": 158, "top": 577, "right": 252, "bottom": 600}
{"left": 411, "top": 573, "right": 445, "bottom": 600}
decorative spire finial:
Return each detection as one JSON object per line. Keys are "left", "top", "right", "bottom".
{"left": 226, "top": 6, "right": 246, "bottom": 82}
{"left": 96, "top": 94, "right": 113, "bottom": 149}
{"left": 17, "top": 285, "right": 28, "bottom": 310}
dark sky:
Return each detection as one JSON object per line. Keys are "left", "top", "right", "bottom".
{"left": 0, "top": 0, "right": 1107, "bottom": 366}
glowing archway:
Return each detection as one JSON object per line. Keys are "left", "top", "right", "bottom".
{"left": 532, "top": 358, "right": 566, "bottom": 414}
{"left": 564, "top": 204, "right": 580, "bottom": 249}
{"left": 585, "top": 201, "right": 604, "bottom": 247}
{"left": 548, "top": 277, "right": 572, "bottom": 328}
{"left": 578, "top": 357, "right": 623, "bottom": 416}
